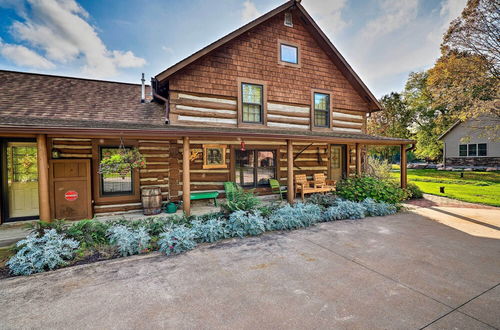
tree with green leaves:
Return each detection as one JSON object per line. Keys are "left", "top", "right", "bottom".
{"left": 367, "top": 92, "right": 413, "bottom": 160}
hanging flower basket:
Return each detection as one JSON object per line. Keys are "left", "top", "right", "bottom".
{"left": 98, "top": 147, "right": 146, "bottom": 178}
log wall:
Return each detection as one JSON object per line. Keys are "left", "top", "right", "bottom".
{"left": 169, "top": 91, "right": 366, "bottom": 134}
{"left": 48, "top": 137, "right": 174, "bottom": 217}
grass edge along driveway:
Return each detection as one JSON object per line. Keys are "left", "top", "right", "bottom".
{"left": 391, "top": 168, "right": 500, "bottom": 207}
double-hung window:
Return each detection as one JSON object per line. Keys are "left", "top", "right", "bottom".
{"left": 314, "top": 92, "right": 330, "bottom": 127}
{"left": 241, "top": 83, "right": 263, "bottom": 123}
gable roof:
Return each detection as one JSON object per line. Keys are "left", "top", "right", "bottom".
{"left": 155, "top": 0, "right": 381, "bottom": 111}
{"left": 438, "top": 121, "right": 461, "bottom": 140}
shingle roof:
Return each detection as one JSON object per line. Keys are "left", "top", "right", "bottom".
{"left": 0, "top": 70, "right": 165, "bottom": 126}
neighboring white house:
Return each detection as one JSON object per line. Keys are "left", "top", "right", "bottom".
{"left": 439, "top": 115, "right": 500, "bottom": 168}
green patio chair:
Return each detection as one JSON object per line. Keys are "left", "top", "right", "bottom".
{"left": 269, "top": 179, "right": 287, "bottom": 201}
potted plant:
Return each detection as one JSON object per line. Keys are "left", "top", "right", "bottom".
{"left": 98, "top": 147, "right": 146, "bottom": 178}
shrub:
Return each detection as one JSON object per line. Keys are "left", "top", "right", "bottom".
{"left": 107, "top": 225, "right": 151, "bottom": 257}
{"left": 66, "top": 220, "right": 110, "bottom": 248}
{"left": 26, "top": 220, "right": 67, "bottom": 237}
{"left": 361, "top": 198, "right": 397, "bottom": 217}
{"left": 195, "top": 211, "right": 227, "bottom": 222}
{"left": 7, "top": 229, "right": 79, "bottom": 276}
{"left": 266, "top": 203, "right": 322, "bottom": 230}
{"left": 191, "top": 218, "right": 229, "bottom": 243}
{"left": 366, "top": 157, "right": 392, "bottom": 181}
{"left": 404, "top": 183, "right": 423, "bottom": 199}
{"left": 307, "top": 193, "right": 338, "bottom": 208}
{"left": 257, "top": 202, "right": 281, "bottom": 218}
{"left": 221, "top": 188, "right": 260, "bottom": 213}
{"left": 336, "top": 176, "right": 405, "bottom": 204}
{"left": 227, "top": 211, "right": 266, "bottom": 238}
{"left": 158, "top": 225, "right": 197, "bottom": 255}
{"left": 323, "top": 200, "right": 366, "bottom": 221}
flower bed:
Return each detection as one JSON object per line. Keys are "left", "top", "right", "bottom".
{"left": 4, "top": 195, "right": 400, "bottom": 277}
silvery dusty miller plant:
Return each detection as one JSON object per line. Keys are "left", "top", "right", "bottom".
{"left": 158, "top": 225, "right": 197, "bottom": 255}
{"left": 191, "top": 218, "right": 229, "bottom": 243}
{"left": 323, "top": 200, "right": 366, "bottom": 221}
{"left": 107, "top": 225, "right": 151, "bottom": 257}
{"left": 361, "top": 198, "right": 397, "bottom": 217}
{"left": 266, "top": 203, "right": 322, "bottom": 230}
{"left": 7, "top": 229, "right": 79, "bottom": 276}
{"left": 227, "top": 211, "right": 265, "bottom": 238}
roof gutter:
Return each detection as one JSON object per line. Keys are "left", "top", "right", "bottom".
{"left": 0, "top": 125, "right": 416, "bottom": 145}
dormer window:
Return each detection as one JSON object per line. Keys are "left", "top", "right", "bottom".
{"left": 280, "top": 44, "right": 298, "bottom": 64}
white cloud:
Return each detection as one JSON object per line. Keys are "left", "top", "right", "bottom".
{"left": 2, "top": 0, "right": 146, "bottom": 77}
{"left": 241, "top": 0, "right": 260, "bottom": 23}
{"left": 162, "top": 46, "right": 174, "bottom": 55}
{"left": 302, "top": 0, "right": 348, "bottom": 35}
{"left": 111, "top": 50, "right": 146, "bottom": 68}
{"left": 440, "top": 0, "right": 467, "bottom": 22}
{"left": 0, "top": 41, "right": 55, "bottom": 68}
{"left": 343, "top": 0, "right": 467, "bottom": 93}
{"left": 360, "top": 0, "right": 419, "bottom": 42}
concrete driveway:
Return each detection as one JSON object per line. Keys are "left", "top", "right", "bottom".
{"left": 1, "top": 211, "right": 499, "bottom": 329}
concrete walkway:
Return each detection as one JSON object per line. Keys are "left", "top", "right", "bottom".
{"left": 406, "top": 194, "right": 500, "bottom": 239}
{"left": 1, "top": 211, "right": 498, "bottom": 329}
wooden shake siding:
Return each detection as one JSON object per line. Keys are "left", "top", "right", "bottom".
{"left": 168, "top": 8, "right": 371, "bottom": 119}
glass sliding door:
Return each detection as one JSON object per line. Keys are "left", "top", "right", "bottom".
{"left": 235, "top": 149, "right": 276, "bottom": 188}
{"left": 3, "top": 142, "right": 39, "bottom": 220}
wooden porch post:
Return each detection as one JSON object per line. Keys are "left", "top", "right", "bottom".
{"left": 400, "top": 144, "right": 407, "bottom": 189}
{"left": 355, "top": 143, "right": 362, "bottom": 176}
{"left": 37, "top": 134, "right": 50, "bottom": 221}
{"left": 287, "top": 139, "right": 294, "bottom": 204}
{"left": 182, "top": 136, "right": 191, "bottom": 216}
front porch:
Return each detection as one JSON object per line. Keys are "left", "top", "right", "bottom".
{"left": 0, "top": 130, "right": 414, "bottom": 224}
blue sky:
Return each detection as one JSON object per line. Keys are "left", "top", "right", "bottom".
{"left": 0, "top": 0, "right": 467, "bottom": 97}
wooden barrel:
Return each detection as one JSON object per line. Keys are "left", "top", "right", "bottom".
{"left": 141, "top": 186, "right": 162, "bottom": 215}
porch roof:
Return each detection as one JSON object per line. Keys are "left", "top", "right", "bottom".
{"left": 0, "top": 115, "right": 413, "bottom": 145}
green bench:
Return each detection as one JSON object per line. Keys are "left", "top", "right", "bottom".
{"left": 190, "top": 191, "right": 219, "bottom": 206}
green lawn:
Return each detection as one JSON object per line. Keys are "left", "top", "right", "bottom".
{"left": 390, "top": 168, "right": 500, "bottom": 207}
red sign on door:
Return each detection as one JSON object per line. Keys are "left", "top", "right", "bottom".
{"left": 64, "top": 190, "right": 79, "bottom": 201}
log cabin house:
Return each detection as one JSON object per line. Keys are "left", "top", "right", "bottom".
{"left": 0, "top": 0, "right": 413, "bottom": 223}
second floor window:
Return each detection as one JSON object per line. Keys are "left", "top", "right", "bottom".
{"left": 280, "top": 44, "right": 298, "bottom": 64}
{"left": 314, "top": 92, "right": 330, "bottom": 127}
{"left": 242, "top": 83, "right": 263, "bottom": 123}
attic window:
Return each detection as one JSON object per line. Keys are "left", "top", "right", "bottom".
{"left": 284, "top": 12, "right": 293, "bottom": 27}
{"left": 280, "top": 44, "right": 298, "bottom": 64}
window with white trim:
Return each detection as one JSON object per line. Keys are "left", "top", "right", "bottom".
{"left": 459, "top": 143, "right": 487, "bottom": 157}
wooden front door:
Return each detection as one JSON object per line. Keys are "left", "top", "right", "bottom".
{"left": 329, "top": 145, "right": 344, "bottom": 182}
{"left": 50, "top": 159, "right": 92, "bottom": 220}
{"left": 5, "top": 142, "right": 39, "bottom": 219}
